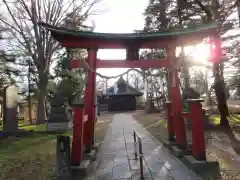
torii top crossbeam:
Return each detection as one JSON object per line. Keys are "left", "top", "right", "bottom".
{"left": 40, "top": 22, "right": 219, "bottom": 49}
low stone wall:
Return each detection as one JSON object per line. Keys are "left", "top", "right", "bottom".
{"left": 47, "top": 122, "right": 72, "bottom": 132}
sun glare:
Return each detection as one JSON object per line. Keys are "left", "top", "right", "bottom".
{"left": 191, "top": 43, "right": 211, "bottom": 62}
{"left": 184, "top": 43, "right": 211, "bottom": 63}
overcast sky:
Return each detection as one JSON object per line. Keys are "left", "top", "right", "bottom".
{"left": 88, "top": 0, "right": 149, "bottom": 85}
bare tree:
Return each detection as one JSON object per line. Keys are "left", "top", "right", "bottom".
{"left": 129, "top": 72, "right": 143, "bottom": 90}
{"left": 0, "top": 0, "right": 100, "bottom": 123}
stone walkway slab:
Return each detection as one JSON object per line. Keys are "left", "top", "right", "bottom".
{"left": 85, "top": 113, "right": 203, "bottom": 180}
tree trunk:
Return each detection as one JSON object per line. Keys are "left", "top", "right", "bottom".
{"left": 36, "top": 72, "right": 48, "bottom": 124}
{"left": 28, "top": 97, "right": 32, "bottom": 124}
{"left": 183, "top": 67, "right": 190, "bottom": 97}
{"left": 3, "top": 86, "right": 19, "bottom": 133}
{"left": 204, "top": 69, "right": 212, "bottom": 106}
{"left": 214, "top": 77, "right": 230, "bottom": 127}
{"left": 237, "top": 0, "right": 240, "bottom": 28}
{"left": 28, "top": 61, "right": 32, "bottom": 124}
{"left": 206, "top": 92, "right": 213, "bottom": 106}
{"left": 36, "top": 90, "right": 46, "bottom": 124}
{"left": 237, "top": 86, "right": 240, "bottom": 98}
{"left": 144, "top": 71, "right": 148, "bottom": 102}
{"left": 214, "top": 64, "right": 230, "bottom": 126}
{"left": 210, "top": 0, "right": 229, "bottom": 126}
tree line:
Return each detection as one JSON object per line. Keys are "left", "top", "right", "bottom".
{"left": 0, "top": 0, "right": 239, "bottom": 127}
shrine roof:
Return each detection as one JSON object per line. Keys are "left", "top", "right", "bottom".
{"left": 105, "top": 77, "right": 143, "bottom": 96}
{"left": 40, "top": 22, "right": 218, "bottom": 40}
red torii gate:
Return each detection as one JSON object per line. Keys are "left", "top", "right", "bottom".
{"left": 41, "top": 22, "right": 221, "bottom": 165}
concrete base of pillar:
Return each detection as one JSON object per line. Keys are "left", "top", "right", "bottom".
{"left": 162, "top": 140, "right": 177, "bottom": 149}
{"left": 182, "top": 155, "right": 220, "bottom": 179}
{"left": 93, "top": 142, "right": 101, "bottom": 150}
{"left": 162, "top": 140, "right": 191, "bottom": 158}
{"left": 171, "top": 145, "right": 191, "bottom": 158}
{"left": 83, "top": 149, "right": 97, "bottom": 161}
{"left": 47, "top": 122, "right": 72, "bottom": 132}
{"left": 71, "top": 160, "right": 91, "bottom": 178}
{"left": 71, "top": 145, "right": 99, "bottom": 179}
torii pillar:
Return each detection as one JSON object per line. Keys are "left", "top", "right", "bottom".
{"left": 168, "top": 47, "right": 186, "bottom": 149}
{"left": 84, "top": 48, "right": 97, "bottom": 152}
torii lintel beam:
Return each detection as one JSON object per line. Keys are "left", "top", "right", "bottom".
{"left": 69, "top": 59, "right": 171, "bottom": 69}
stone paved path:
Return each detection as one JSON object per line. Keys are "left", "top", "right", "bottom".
{"left": 86, "top": 113, "right": 203, "bottom": 180}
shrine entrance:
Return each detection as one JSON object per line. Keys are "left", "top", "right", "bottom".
{"left": 98, "top": 76, "right": 143, "bottom": 112}
{"left": 41, "top": 22, "right": 222, "bottom": 167}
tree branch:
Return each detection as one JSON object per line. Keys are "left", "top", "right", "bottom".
{"left": 184, "top": 0, "right": 212, "bottom": 21}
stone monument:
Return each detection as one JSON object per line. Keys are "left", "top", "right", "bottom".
{"left": 3, "top": 85, "right": 19, "bottom": 134}
{"left": 183, "top": 87, "right": 210, "bottom": 129}
{"left": 47, "top": 94, "right": 72, "bottom": 132}
{"left": 56, "top": 135, "right": 72, "bottom": 179}
{"left": 145, "top": 97, "right": 155, "bottom": 114}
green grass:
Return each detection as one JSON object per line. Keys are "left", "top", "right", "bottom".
{"left": 0, "top": 122, "right": 73, "bottom": 180}
{"left": 208, "top": 114, "right": 240, "bottom": 126}
{"left": 0, "top": 121, "right": 52, "bottom": 132}
{"left": 0, "top": 118, "right": 112, "bottom": 180}
{"left": 134, "top": 113, "right": 240, "bottom": 141}
{"left": 0, "top": 120, "right": 29, "bottom": 131}
{"left": 0, "top": 133, "right": 61, "bottom": 180}
{"left": 19, "top": 123, "right": 47, "bottom": 131}
{"left": 208, "top": 115, "right": 221, "bottom": 125}
{"left": 133, "top": 114, "right": 168, "bottom": 141}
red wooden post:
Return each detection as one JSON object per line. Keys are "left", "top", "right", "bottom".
{"left": 71, "top": 104, "right": 84, "bottom": 165}
{"left": 83, "top": 83, "right": 88, "bottom": 145}
{"left": 85, "top": 48, "right": 97, "bottom": 152}
{"left": 168, "top": 48, "right": 186, "bottom": 149}
{"left": 165, "top": 101, "right": 175, "bottom": 141}
{"left": 91, "top": 104, "right": 96, "bottom": 143}
{"left": 187, "top": 99, "right": 206, "bottom": 160}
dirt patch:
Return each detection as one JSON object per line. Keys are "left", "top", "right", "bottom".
{"left": 133, "top": 111, "right": 240, "bottom": 180}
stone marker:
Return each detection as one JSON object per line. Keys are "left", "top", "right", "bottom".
{"left": 56, "top": 135, "right": 72, "bottom": 179}
{"left": 3, "top": 85, "right": 19, "bottom": 134}
{"left": 145, "top": 98, "right": 155, "bottom": 114}
{"left": 47, "top": 95, "right": 72, "bottom": 132}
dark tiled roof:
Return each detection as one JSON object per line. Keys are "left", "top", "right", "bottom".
{"left": 105, "top": 77, "right": 143, "bottom": 96}
{"left": 40, "top": 22, "right": 218, "bottom": 41}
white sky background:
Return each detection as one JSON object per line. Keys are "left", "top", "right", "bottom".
{"left": 87, "top": 0, "right": 149, "bottom": 86}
